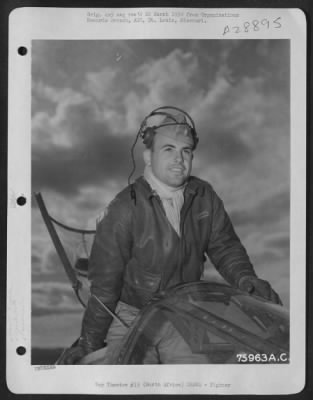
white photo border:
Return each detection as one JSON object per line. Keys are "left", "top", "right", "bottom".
{"left": 7, "top": 7, "right": 306, "bottom": 395}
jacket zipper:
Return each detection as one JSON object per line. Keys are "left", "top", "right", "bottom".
{"left": 151, "top": 194, "right": 171, "bottom": 291}
{"left": 151, "top": 190, "right": 196, "bottom": 289}
{"left": 178, "top": 192, "right": 196, "bottom": 282}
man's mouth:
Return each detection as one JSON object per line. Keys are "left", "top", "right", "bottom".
{"left": 170, "top": 166, "right": 185, "bottom": 174}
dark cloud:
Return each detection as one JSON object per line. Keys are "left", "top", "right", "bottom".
{"left": 186, "top": 40, "right": 289, "bottom": 96}
{"left": 32, "top": 40, "right": 121, "bottom": 91}
{"left": 75, "top": 195, "right": 109, "bottom": 212}
{"left": 230, "top": 189, "right": 289, "bottom": 228}
{"left": 196, "top": 127, "right": 253, "bottom": 167}
{"left": 222, "top": 40, "right": 290, "bottom": 94}
{"left": 250, "top": 250, "right": 286, "bottom": 267}
{"left": 32, "top": 104, "right": 135, "bottom": 196}
{"left": 265, "top": 236, "right": 290, "bottom": 254}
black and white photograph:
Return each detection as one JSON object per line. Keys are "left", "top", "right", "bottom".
{"left": 7, "top": 7, "right": 306, "bottom": 395}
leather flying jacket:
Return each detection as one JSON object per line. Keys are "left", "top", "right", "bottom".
{"left": 80, "top": 176, "right": 257, "bottom": 350}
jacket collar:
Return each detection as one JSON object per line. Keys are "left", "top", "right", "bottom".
{"left": 136, "top": 175, "right": 198, "bottom": 200}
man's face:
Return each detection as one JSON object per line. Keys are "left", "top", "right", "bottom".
{"left": 145, "top": 131, "right": 194, "bottom": 187}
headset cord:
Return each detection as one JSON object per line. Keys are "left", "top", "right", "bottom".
{"left": 127, "top": 129, "right": 141, "bottom": 205}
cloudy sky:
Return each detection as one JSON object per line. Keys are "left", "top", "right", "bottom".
{"left": 31, "top": 39, "right": 290, "bottom": 349}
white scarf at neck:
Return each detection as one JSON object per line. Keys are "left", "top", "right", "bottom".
{"left": 144, "top": 165, "right": 185, "bottom": 236}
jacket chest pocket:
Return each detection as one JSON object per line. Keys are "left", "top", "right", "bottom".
{"left": 197, "top": 210, "right": 210, "bottom": 221}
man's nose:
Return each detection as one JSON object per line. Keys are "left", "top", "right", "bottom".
{"left": 174, "top": 151, "right": 184, "bottom": 162}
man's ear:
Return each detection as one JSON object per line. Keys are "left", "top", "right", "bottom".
{"left": 143, "top": 149, "right": 152, "bottom": 166}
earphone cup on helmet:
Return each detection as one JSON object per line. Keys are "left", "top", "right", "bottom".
{"left": 142, "top": 127, "right": 156, "bottom": 147}
{"left": 190, "top": 128, "right": 199, "bottom": 149}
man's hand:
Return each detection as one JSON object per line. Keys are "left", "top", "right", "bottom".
{"left": 56, "top": 343, "right": 90, "bottom": 365}
{"left": 238, "top": 276, "right": 283, "bottom": 305}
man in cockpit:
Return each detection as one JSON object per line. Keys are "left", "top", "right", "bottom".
{"left": 61, "top": 107, "right": 281, "bottom": 364}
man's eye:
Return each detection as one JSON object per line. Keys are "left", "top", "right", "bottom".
{"left": 183, "top": 149, "right": 192, "bottom": 155}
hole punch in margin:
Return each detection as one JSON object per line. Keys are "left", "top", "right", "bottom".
{"left": 16, "top": 196, "right": 26, "bottom": 206}
{"left": 17, "top": 46, "right": 27, "bottom": 56}
{"left": 16, "top": 346, "right": 26, "bottom": 356}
